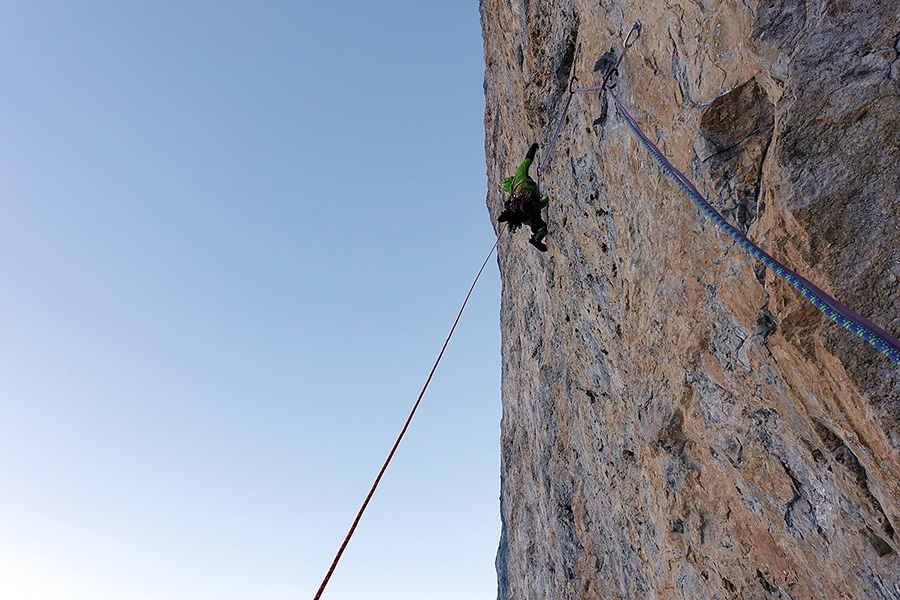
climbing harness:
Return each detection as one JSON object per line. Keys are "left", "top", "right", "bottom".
{"left": 539, "top": 21, "right": 900, "bottom": 365}
{"left": 312, "top": 236, "right": 500, "bottom": 600}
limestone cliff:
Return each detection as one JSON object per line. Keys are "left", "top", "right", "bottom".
{"left": 481, "top": 0, "right": 900, "bottom": 598}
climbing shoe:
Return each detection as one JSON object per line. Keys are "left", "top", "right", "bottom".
{"left": 533, "top": 227, "right": 548, "bottom": 243}
{"left": 529, "top": 236, "right": 548, "bottom": 252}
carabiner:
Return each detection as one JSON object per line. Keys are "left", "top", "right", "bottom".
{"left": 624, "top": 21, "right": 641, "bottom": 50}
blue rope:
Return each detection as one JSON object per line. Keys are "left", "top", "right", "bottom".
{"left": 602, "top": 88, "right": 900, "bottom": 365}
{"left": 529, "top": 23, "right": 898, "bottom": 366}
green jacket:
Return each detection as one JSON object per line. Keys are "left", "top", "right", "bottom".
{"left": 501, "top": 155, "right": 539, "bottom": 196}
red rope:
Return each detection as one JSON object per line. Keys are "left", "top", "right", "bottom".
{"left": 312, "top": 235, "right": 500, "bottom": 600}
{"left": 314, "top": 22, "right": 636, "bottom": 599}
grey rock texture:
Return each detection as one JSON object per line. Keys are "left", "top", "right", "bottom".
{"left": 481, "top": 0, "right": 900, "bottom": 598}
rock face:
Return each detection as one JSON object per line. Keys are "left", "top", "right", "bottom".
{"left": 481, "top": 0, "right": 900, "bottom": 598}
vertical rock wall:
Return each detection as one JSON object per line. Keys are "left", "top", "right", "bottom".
{"left": 481, "top": 0, "right": 900, "bottom": 598}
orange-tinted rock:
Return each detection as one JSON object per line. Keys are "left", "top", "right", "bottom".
{"left": 482, "top": 0, "right": 900, "bottom": 597}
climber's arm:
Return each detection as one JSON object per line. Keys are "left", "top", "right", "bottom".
{"left": 513, "top": 143, "right": 540, "bottom": 187}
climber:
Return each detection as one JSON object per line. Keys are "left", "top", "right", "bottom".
{"left": 497, "top": 142, "right": 549, "bottom": 252}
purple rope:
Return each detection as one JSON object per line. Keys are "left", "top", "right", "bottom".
{"left": 538, "top": 86, "right": 604, "bottom": 178}
{"left": 535, "top": 63, "right": 900, "bottom": 364}
{"left": 604, "top": 86, "right": 900, "bottom": 364}
{"left": 537, "top": 91, "right": 575, "bottom": 191}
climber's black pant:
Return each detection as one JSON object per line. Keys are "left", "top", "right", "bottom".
{"left": 521, "top": 199, "right": 546, "bottom": 235}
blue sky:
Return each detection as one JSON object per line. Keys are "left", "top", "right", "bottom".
{"left": 0, "top": 2, "right": 501, "bottom": 599}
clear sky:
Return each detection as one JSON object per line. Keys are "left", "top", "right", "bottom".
{"left": 0, "top": 2, "right": 501, "bottom": 599}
